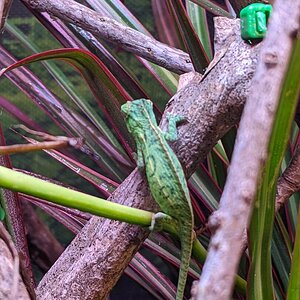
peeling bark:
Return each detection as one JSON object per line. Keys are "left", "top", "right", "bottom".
{"left": 276, "top": 143, "right": 300, "bottom": 210}
{"left": 36, "top": 18, "right": 261, "bottom": 300}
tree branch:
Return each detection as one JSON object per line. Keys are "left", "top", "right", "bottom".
{"left": 36, "top": 18, "right": 261, "bottom": 299}
{"left": 195, "top": 0, "right": 300, "bottom": 299}
{"left": 21, "top": 0, "right": 193, "bottom": 74}
{"left": 276, "top": 143, "right": 300, "bottom": 210}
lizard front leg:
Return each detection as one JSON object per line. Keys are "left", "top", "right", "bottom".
{"left": 164, "top": 113, "right": 186, "bottom": 142}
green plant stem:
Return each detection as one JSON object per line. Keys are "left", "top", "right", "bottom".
{"left": 0, "top": 166, "right": 247, "bottom": 293}
{"left": 0, "top": 166, "right": 152, "bottom": 226}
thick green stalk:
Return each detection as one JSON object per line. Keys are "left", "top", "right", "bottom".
{"left": 0, "top": 166, "right": 152, "bottom": 226}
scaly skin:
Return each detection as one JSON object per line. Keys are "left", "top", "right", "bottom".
{"left": 121, "top": 99, "right": 194, "bottom": 300}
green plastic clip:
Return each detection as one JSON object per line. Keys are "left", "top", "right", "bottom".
{"left": 240, "top": 3, "right": 272, "bottom": 40}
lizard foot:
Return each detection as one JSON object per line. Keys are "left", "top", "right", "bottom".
{"left": 149, "top": 212, "right": 177, "bottom": 232}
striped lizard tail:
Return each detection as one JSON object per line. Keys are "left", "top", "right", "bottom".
{"left": 176, "top": 221, "right": 194, "bottom": 300}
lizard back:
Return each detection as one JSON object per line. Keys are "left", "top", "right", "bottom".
{"left": 122, "top": 99, "right": 193, "bottom": 220}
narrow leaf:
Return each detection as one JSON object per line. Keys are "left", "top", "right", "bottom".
{"left": 125, "top": 266, "right": 164, "bottom": 300}
{"left": 131, "top": 252, "right": 177, "bottom": 299}
{"left": 83, "top": 0, "right": 178, "bottom": 96}
{"left": 186, "top": 1, "right": 213, "bottom": 60}
{"left": 0, "top": 48, "right": 135, "bottom": 155}
{"left": 287, "top": 208, "right": 300, "bottom": 300}
{"left": 189, "top": 0, "right": 232, "bottom": 18}
{"left": 0, "top": 95, "right": 42, "bottom": 131}
{"left": 0, "top": 125, "right": 35, "bottom": 294}
{"left": 152, "top": 0, "right": 184, "bottom": 49}
{"left": 16, "top": 132, "right": 118, "bottom": 197}
{"left": 189, "top": 166, "right": 222, "bottom": 211}
{"left": 5, "top": 20, "right": 126, "bottom": 153}
{"left": 166, "top": 0, "right": 209, "bottom": 73}
{"left": 21, "top": 194, "right": 87, "bottom": 235}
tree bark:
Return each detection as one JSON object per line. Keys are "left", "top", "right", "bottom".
{"left": 276, "top": 143, "right": 300, "bottom": 210}
{"left": 36, "top": 18, "right": 261, "bottom": 299}
{"left": 195, "top": 0, "right": 300, "bottom": 299}
{"left": 22, "top": 0, "right": 193, "bottom": 74}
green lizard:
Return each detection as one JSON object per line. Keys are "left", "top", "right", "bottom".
{"left": 121, "top": 99, "right": 194, "bottom": 300}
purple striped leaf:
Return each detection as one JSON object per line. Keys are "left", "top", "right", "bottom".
{"left": 0, "top": 125, "right": 35, "bottom": 295}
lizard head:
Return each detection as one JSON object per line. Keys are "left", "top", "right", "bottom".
{"left": 121, "top": 99, "right": 155, "bottom": 134}
{"left": 121, "top": 99, "right": 153, "bottom": 116}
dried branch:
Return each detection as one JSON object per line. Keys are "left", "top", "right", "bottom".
{"left": 0, "top": 0, "right": 13, "bottom": 32}
{"left": 195, "top": 0, "right": 300, "bottom": 299}
{"left": 36, "top": 18, "right": 261, "bottom": 299}
{"left": 0, "top": 140, "right": 75, "bottom": 155}
{"left": 21, "top": 0, "right": 193, "bottom": 74}
{"left": 276, "top": 143, "right": 300, "bottom": 210}
{"left": 0, "top": 125, "right": 83, "bottom": 155}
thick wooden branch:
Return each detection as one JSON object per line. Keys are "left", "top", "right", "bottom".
{"left": 36, "top": 18, "right": 261, "bottom": 299}
{"left": 196, "top": 0, "right": 300, "bottom": 299}
{"left": 21, "top": 0, "right": 193, "bottom": 74}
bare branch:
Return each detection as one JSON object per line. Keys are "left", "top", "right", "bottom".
{"left": 276, "top": 143, "right": 300, "bottom": 210}
{"left": 21, "top": 0, "right": 193, "bottom": 74}
{"left": 0, "top": 0, "right": 13, "bottom": 32}
{"left": 36, "top": 18, "right": 261, "bottom": 300}
{"left": 196, "top": 0, "right": 300, "bottom": 299}
{"left": 0, "top": 125, "right": 83, "bottom": 155}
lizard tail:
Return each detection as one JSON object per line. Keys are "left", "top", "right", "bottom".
{"left": 176, "top": 222, "right": 193, "bottom": 300}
